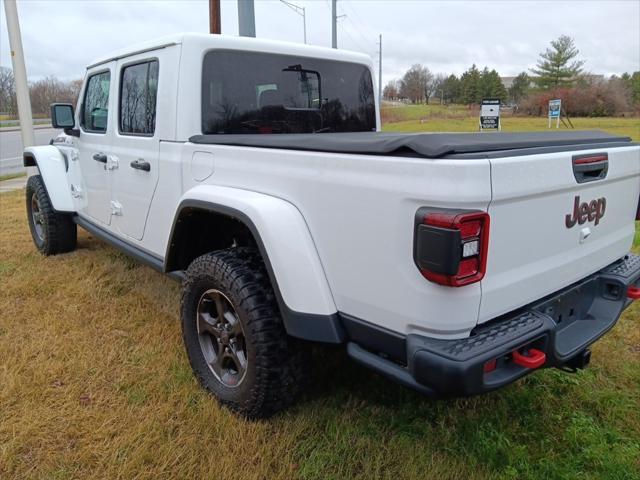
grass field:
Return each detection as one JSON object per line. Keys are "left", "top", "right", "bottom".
{"left": 381, "top": 104, "right": 640, "bottom": 141}
{"left": 1, "top": 111, "right": 640, "bottom": 479}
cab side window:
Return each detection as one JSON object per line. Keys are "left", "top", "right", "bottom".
{"left": 81, "top": 71, "right": 111, "bottom": 133}
{"left": 119, "top": 60, "right": 159, "bottom": 135}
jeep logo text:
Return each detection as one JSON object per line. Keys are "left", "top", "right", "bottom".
{"left": 565, "top": 196, "right": 606, "bottom": 228}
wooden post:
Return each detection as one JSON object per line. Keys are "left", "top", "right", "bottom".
{"left": 209, "top": 0, "right": 221, "bottom": 34}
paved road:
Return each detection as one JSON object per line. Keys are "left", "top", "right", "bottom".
{"left": 0, "top": 128, "right": 60, "bottom": 176}
{"left": 0, "top": 119, "right": 51, "bottom": 127}
{"left": 0, "top": 175, "right": 27, "bottom": 192}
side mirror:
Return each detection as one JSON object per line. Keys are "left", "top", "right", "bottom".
{"left": 50, "top": 103, "right": 75, "bottom": 129}
{"left": 50, "top": 103, "right": 80, "bottom": 137}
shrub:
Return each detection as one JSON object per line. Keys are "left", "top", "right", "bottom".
{"left": 520, "top": 81, "right": 634, "bottom": 117}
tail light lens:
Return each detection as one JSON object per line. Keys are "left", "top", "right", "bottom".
{"left": 414, "top": 208, "right": 490, "bottom": 287}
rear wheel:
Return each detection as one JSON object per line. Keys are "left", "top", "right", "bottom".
{"left": 181, "top": 247, "right": 309, "bottom": 418}
{"left": 26, "top": 175, "right": 77, "bottom": 255}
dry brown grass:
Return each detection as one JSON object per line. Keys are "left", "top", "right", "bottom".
{"left": 0, "top": 190, "right": 486, "bottom": 479}
{"left": 1, "top": 187, "right": 639, "bottom": 480}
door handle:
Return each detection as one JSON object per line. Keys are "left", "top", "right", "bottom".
{"left": 130, "top": 159, "right": 151, "bottom": 172}
{"left": 572, "top": 153, "right": 608, "bottom": 183}
{"left": 93, "top": 153, "right": 108, "bottom": 163}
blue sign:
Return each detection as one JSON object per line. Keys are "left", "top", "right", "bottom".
{"left": 548, "top": 99, "right": 562, "bottom": 119}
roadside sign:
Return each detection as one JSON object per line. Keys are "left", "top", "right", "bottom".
{"left": 479, "top": 99, "right": 501, "bottom": 131}
{"left": 548, "top": 99, "right": 561, "bottom": 128}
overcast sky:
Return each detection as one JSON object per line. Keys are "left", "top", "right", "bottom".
{"left": 1, "top": 0, "right": 639, "bottom": 87}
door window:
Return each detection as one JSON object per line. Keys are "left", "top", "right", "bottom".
{"left": 81, "top": 71, "right": 111, "bottom": 133}
{"left": 119, "top": 60, "right": 159, "bottom": 135}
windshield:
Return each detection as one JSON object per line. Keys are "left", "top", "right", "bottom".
{"left": 201, "top": 50, "right": 376, "bottom": 134}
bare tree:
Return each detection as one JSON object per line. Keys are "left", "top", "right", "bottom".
{"left": 400, "top": 64, "right": 429, "bottom": 104}
{"left": 431, "top": 73, "right": 447, "bottom": 104}
{"left": 29, "top": 76, "right": 82, "bottom": 115}
{"left": 382, "top": 79, "right": 400, "bottom": 101}
{"left": 0, "top": 66, "right": 17, "bottom": 115}
{"left": 422, "top": 67, "right": 435, "bottom": 104}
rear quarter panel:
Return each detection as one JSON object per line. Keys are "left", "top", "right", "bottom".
{"left": 172, "top": 143, "right": 492, "bottom": 338}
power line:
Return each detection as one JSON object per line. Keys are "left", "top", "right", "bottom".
{"left": 324, "top": 0, "right": 376, "bottom": 54}
{"left": 279, "top": 0, "right": 307, "bottom": 44}
{"left": 343, "top": 15, "right": 375, "bottom": 49}
{"left": 340, "top": 1, "right": 377, "bottom": 46}
{"left": 337, "top": 21, "right": 369, "bottom": 52}
{"left": 341, "top": 1, "right": 372, "bottom": 34}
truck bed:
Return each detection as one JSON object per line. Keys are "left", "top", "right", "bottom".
{"left": 189, "top": 130, "right": 633, "bottom": 159}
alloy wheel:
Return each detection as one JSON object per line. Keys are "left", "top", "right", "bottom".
{"left": 196, "top": 289, "right": 248, "bottom": 387}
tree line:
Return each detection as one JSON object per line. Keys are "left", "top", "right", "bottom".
{"left": 0, "top": 67, "right": 81, "bottom": 117}
{"left": 384, "top": 64, "right": 508, "bottom": 105}
{"left": 383, "top": 35, "right": 640, "bottom": 116}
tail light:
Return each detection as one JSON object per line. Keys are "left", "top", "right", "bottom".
{"left": 414, "top": 208, "right": 490, "bottom": 287}
{"left": 636, "top": 196, "right": 639, "bottom": 221}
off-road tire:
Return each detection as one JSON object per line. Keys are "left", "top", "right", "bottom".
{"left": 26, "top": 174, "right": 77, "bottom": 255}
{"left": 181, "top": 247, "right": 309, "bottom": 419}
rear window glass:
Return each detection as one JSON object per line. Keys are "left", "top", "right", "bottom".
{"left": 201, "top": 50, "right": 376, "bottom": 134}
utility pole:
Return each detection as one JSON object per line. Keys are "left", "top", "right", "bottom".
{"left": 209, "top": 0, "right": 221, "bottom": 34}
{"left": 3, "top": 0, "right": 34, "bottom": 164}
{"left": 302, "top": 6, "right": 307, "bottom": 44}
{"left": 238, "top": 0, "right": 256, "bottom": 37}
{"left": 331, "top": 0, "right": 337, "bottom": 48}
{"left": 279, "top": 0, "right": 306, "bottom": 44}
{"left": 378, "top": 34, "right": 382, "bottom": 104}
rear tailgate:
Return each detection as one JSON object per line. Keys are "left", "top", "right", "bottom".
{"left": 479, "top": 145, "right": 640, "bottom": 323}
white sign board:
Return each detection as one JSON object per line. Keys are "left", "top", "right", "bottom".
{"left": 479, "top": 99, "right": 501, "bottom": 131}
{"left": 548, "top": 99, "right": 561, "bottom": 128}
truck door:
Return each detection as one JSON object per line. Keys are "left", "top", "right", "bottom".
{"left": 77, "top": 64, "right": 117, "bottom": 226}
{"left": 109, "top": 45, "right": 179, "bottom": 241}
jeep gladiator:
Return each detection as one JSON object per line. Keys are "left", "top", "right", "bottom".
{"left": 24, "top": 34, "right": 640, "bottom": 418}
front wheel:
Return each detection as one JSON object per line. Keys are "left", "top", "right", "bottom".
{"left": 181, "top": 247, "right": 309, "bottom": 419}
{"left": 26, "top": 175, "right": 77, "bottom": 255}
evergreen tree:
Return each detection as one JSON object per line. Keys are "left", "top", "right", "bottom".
{"left": 484, "top": 69, "right": 508, "bottom": 102}
{"left": 622, "top": 71, "right": 640, "bottom": 105}
{"left": 441, "top": 74, "right": 460, "bottom": 103}
{"left": 508, "top": 72, "right": 530, "bottom": 104}
{"left": 460, "top": 64, "right": 481, "bottom": 104}
{"left": 531, "top": 35, "right": 585, "bottom": 89}
{"left": 478, "top": 67, "right": 493, "bottom": 99}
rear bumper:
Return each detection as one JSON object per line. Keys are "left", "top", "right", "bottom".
{"left": 347, "top": 253, "right": 640, "bottom": 397}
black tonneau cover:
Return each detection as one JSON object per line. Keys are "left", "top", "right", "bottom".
{"left": 189, "top": 130, "right": 632, "bottom": 159}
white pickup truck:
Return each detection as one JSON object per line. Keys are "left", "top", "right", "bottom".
{"left": 24, "top": 33, "right": 640, "bottom": 418}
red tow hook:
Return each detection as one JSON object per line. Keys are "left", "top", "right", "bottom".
{"left": 512, "top": 348, "right": 546, "bottom": 369}
{"left": 627, "top": 286, "right": 640, "bottom": 300}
